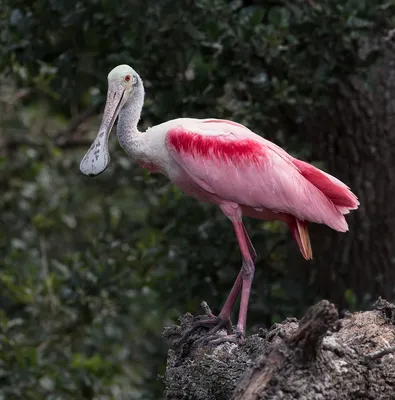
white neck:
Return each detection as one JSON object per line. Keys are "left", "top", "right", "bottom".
{"left": 116, "top": 76, "right": 145, "bottom": 157}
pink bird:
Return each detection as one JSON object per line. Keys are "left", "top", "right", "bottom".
{"left": 80, "top": 65, "right": 359, "bottom": 343}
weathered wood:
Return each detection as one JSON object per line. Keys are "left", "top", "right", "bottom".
{"left": 163, "top": 298, "right": 395, "bottom": 399}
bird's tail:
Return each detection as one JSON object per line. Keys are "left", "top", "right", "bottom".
{"left": 289, "top": 218, "right": 313, "bottom": 260}
{"left": 292, "top": 159, "right": 359, "bottom": 214}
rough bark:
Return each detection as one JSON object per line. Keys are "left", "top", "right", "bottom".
{"left": 163, "top": 298, "right": 395, "bottom": 399}
{"left": 295, "top": 36, "right": 395, "bottom": 306}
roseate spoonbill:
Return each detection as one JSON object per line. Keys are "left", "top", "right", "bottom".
{"left": 80, "top": 64, "right": 359, "bottom": 343}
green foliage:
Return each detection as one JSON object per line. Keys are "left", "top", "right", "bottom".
{"left": 0, "top": 0, "right": 393, "bottom": 398}
{"left": 2, "top": 0, "right": 392, "bottom": 131}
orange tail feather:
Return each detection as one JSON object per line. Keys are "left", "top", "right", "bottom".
{"left": 290, "top": 219, "right": 313, "bottom": 260}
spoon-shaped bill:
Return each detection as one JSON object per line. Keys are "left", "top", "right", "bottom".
{"left": 80, "top": 84, "right": 125, "bottom": 176}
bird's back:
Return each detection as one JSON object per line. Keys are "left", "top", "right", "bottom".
{"left": 163, "top": 118, "right": 359, "bottom": 231}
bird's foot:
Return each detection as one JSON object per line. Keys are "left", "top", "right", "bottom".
{"left": 194, "top": 327, "right": 245, "bottom": 347}
{"left": 173, "top": 312, "right": 233, "bottom": 346}
{"left": 174, "top": 312, "right": 246, "bottom": 348}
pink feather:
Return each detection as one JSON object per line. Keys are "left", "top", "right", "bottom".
{"left": 166, "top": 122, "right": 358, "bottom": 234}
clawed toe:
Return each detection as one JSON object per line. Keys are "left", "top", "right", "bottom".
{"left": 174, "top": 314, "right": 234, "bottom": 347}
{"left": 195, "top": 325, "right": 245, "bottom": 347}
{"left": 206, "top": 334, "right": 239, "bottom": 346}
{"left": 174, "top": 313, "right": 248, "bottom": 348}
{"left": 173, "top": 315, "right": 219, "bottom": 346}
{"left": 194, "top": 332, "right": 237, "bottom": 346}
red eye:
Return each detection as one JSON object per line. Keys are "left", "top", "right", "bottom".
{"left": 125, "top": 75, "right": 131, "bottom": 82}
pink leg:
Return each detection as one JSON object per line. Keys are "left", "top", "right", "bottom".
{"left": 231, "top": 220, "right": 255, "bottom": 337}
{"left": 242, "top": 224, "right": 257, "bottom": 263}
{"left": 217, "top": 271, "right": 242, "bottom": 320}
{"left": 175, "top": 266, "right": 242, "bottom": 346}
{"left": 175, "top": 205, "right": 256, "bottom": 346}
{"left": 217, "top": 226, "right": 256, "bottom": 321}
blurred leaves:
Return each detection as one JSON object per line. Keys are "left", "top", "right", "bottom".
{"left": 0, "top": 0, "right": 394, "bottom": 398}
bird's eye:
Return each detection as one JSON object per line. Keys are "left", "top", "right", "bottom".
{"left": 125, "top": 75, "right": 131, "bottom": 82}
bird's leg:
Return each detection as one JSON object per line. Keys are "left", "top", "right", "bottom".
{"left": 230, "top": 219, "right": 255, "bottom": 341}
{"left": 175, "top": 205, "right": 257, "bottom": 347}
{"left": 174, "top": 270, "right": 242, "bottom": 346}
{"left": 216, "top": 271, "right": 242, "bottom": 323}
{"left": 191, "top": 220, "right": 256, "bottom": 346}
{"left": 216, "top": 224, "right": 256, "bottom": 323}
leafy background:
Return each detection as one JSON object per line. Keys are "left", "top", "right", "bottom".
{"left": 0, "top": 0, "right": 394, "bottom": 398}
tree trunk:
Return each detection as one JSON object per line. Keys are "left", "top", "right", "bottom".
{"left": 162, "top": 298, "right": 395, "bottom": 399}
{"left": 294, "top": 36, "right": 395, "bottom": 307}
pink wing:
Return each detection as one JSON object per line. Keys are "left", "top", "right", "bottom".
{"left": 166, "top": 119, "right": 359, "bottom": 232}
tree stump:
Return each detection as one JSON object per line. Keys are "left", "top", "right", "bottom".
{"left": 162, "top": 298, "right": 395, "bottom": 399}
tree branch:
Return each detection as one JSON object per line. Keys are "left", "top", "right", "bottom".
{"left": 286, "top": 299, "right": 338, "bottom": 361}
{"left": 163, "top": 298, "right": 395, "bottom": 400}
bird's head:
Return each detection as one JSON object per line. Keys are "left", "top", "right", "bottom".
{"left": 107, "top": 64, "right": 138, "bottom": 105}
{"left": 79, "top": 64, "right": 141, "bottom": 177}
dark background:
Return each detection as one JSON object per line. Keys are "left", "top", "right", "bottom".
{"left": 1, "top": 0, "right": 394, "bottom": 398}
